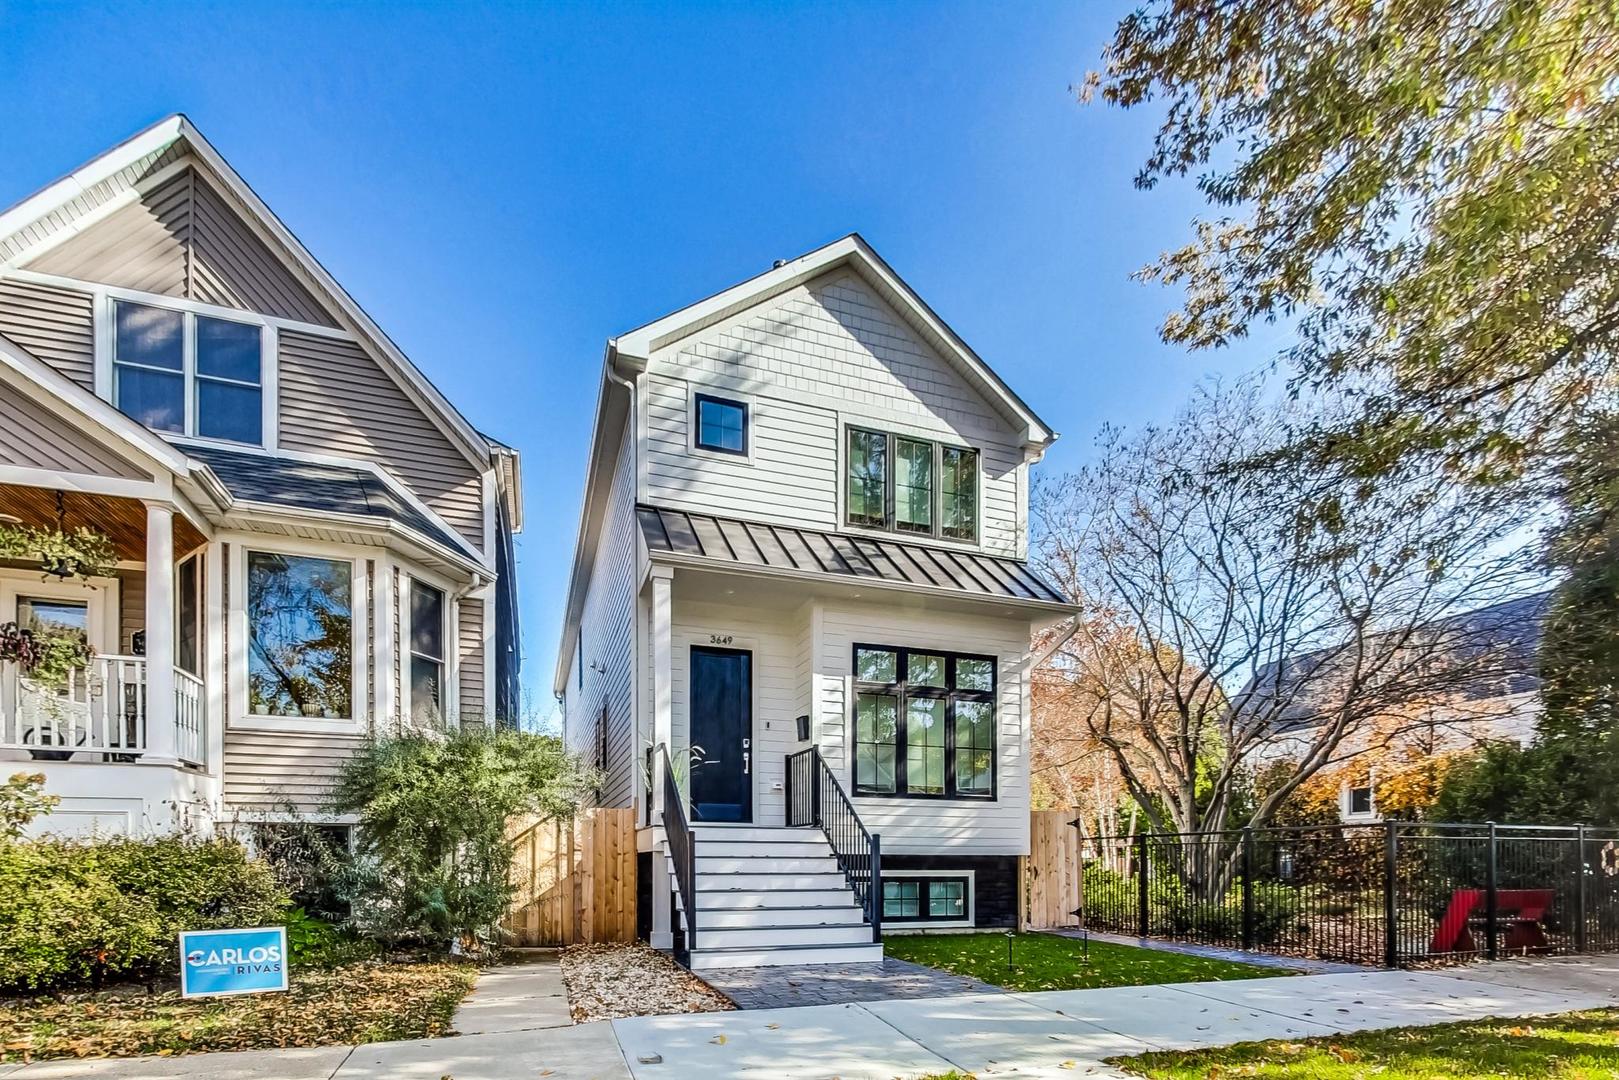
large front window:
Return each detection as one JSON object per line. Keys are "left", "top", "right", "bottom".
{"left": 844, "top": 427, "right": 978, "bottom": 543}
{"left": 853, "top": 645, "right": 996, "bottom": 799}
{"left": 246, "top": 552, "right": 353, "bottom": 720}
{"left": 114, "top": 300, "right": 263, "bottom": 445}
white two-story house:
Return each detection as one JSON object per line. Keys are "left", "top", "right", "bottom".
{"left": 0, "top": 116, "right": 521, "bottom": 837}
{"left": 555, "top": 236, "right": 1075, "bottom": 968}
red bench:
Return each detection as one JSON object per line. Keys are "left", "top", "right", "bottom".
{"left": 1429, "top": 888, "right": 1554, "bottom": 954}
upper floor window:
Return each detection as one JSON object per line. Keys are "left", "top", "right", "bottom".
{"left": 845, "top": 427, "right": 978, "bottom": 543}
{"left": 114, "top": 300, "right": 263, "bottom": 445}
{"left": 695, "top": 393, "right": 748, "bottom": 455}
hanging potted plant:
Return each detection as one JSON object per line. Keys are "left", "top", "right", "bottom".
{"left": 0, "top": 523, "right": 118, "bottom": 582}
{"left": 0, "top": 622, "right": 94, "bottom": 761}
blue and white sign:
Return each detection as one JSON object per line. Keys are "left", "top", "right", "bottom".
{"left": 179, "top": 926, "right": 289, "bottom": 998}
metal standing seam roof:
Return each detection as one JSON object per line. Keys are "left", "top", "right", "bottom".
{"left": 636, "top": 504, "right": 1071, "bottom": 605}
{"left": 177, "top": 441, "right": 471, "bottom": 557}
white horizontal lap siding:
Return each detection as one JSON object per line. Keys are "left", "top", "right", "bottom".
{"left": 0, "top": 279, "right": 96, "bottom": 389}
{"left": 644, "top": 271, "right": 1025, "bottom": 557}
{"left": 222, "top": 730, "right": 367, "bottom": 814}
{"left": 277, "top": 330, "right": 485, "bottom": 551}
{"left": 816, "top": 601, "right": 1031, "bottom": 856}
{"left": 569, "top": 421, "right": 638, "bottom": 806}
{"left": 669, "top": 596, "right": 804, "bottom": 827}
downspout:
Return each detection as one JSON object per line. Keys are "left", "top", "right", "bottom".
{"left": 602, "top": 348, "right": 643, "bottom": 814}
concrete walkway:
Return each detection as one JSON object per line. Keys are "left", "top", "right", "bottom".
{"left": 8, "top": 956, "right": 1618, "bottom": 1080}
{"left": 451, "top": 950, "right": 572, "bottom": 1034}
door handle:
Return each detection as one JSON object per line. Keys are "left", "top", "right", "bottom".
{"left": 743, "top": 737, "right": 751, "bottom": 775}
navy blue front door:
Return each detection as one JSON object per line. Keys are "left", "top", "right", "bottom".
{"left": 689, "top": 646, "right": 752, "bottom": 822}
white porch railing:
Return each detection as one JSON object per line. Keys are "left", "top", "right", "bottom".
{"left": 0, "top": 657, "right": 205, "bottom": 767}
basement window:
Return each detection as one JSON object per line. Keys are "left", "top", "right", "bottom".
{"left": 882, "top": 874, "right": 972, "bottom": 925}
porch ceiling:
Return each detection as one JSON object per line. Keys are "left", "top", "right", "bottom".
{"left": 0, "top": 486, "right": 206, "bottom": 561}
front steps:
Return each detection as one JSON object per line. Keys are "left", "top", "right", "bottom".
{"left": 665, "top": 824, "right": 883, "bottom": 970}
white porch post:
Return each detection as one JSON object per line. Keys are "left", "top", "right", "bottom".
{"left": 649, "top": 564, "right": 674, "bottom": 951}
{"left": 143, "top": 502, "right": 178, "bottom": 764}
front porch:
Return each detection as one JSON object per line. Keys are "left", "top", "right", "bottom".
{"left": 0, "top": 484, "right": 210, "bottom": 773}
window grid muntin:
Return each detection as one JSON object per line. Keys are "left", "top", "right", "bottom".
{"left": 843, "top": 426, "right": 978, "bottom": 544}
{"left": 112, "top": 299, "right": 263, "bottom": 445}
{"left": 852, "top": 644, "right": 996, "bottom": 800}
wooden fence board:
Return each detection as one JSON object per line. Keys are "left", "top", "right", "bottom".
{"left": 1024, "top": 808, "right": 1084, "bottom": 930}
{"left": 504, "top": 807, "right": 638, "bottom": 946}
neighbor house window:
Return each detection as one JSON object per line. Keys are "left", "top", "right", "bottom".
{"left": 882, "top": 875, "right": 970, "bottom": 923}
{"left": 246, "top": 551, "right": 353, "bottom": 719}
{"left": 1347, "top": 784, "right": 1374, "bottom": 818}
{"left": 853, "top": 645, "right": 996, "bottom": 799}
{"left": 694, "top": 393, "right": 748, "bottom": 455}
{"left": 844, "top": 427, "right": 978, "bottom": 543}
{"left": 114, "top": 300, "right": 263, "bottom": 445}
{"left": 409, "top": 580, "right": 446, "bottom": 727}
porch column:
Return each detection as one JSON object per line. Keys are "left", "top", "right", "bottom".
{"left": 649, "top": 564, "right": 674, "bottom": 951}
{"left": 143, "top": 502, "right": 178, "bottom": 764}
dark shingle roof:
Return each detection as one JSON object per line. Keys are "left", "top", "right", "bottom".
{"left": 637, "top": 503, "right": 1070, "bottom": 605}
{"left": 178, "top": 441, "right": 468, "bottom": 557}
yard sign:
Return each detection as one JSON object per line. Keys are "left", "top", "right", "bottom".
{"left": 178, "top": 926, "right": 289, "bottom": 998}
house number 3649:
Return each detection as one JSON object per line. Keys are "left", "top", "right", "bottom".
{"left": 709, "top": 634, "right": 734, "bottom": 645}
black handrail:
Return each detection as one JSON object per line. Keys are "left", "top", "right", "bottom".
{"left": 786, "top": 746, "right": 882, "bottom": 940}
{"left": 659, "top": 744, "right": 698, "bottom": 959}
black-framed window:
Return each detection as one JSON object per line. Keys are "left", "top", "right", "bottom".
{"left": 694, "top": 393, "right": 748, "bottom": 455}
{"left": 853, "top": 644, "right": 996, "bottom": 799}
{"left": 844, "top": 427, "right": 978, "bottom": 543}
{"left": 882, "top": 874, "right": 970, "bottom": 923}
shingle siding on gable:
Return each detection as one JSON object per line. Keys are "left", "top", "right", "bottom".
{"left": 24, "top": 163, "right": 337, "bottom": 328}
{"left": 0, "top": 279, "right": 96, "bottom": 390}
{"left": 643, "top": 271, "right": 1025, "bottom": 558}
{"left": 277, "top": 330, "right": 486, "bottom": 552}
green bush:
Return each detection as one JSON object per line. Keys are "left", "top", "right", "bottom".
{"left": 282, "top": 906, "right": 374, "bottom": 968}
{"left": 0, "top": 835, "right": 286, "bottom": 991}
{"left": 1081, "top": 862, "right": 1304, "bottom": 945}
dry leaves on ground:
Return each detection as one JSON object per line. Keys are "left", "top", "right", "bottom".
{"left": 559, "top": 943, "right": 734, "bottom": 1022}
{"left": 0, "top": 959, "right": 476, "bottom": 1063}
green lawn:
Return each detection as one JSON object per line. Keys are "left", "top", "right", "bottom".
{"left": 1111, "top": 1010, "right": 1619, "bottom": 1079}
{"left": 884, "top": 931, "right": 1282, "bottom": 992}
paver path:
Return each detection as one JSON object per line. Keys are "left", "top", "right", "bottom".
{"left": 10, "top": 956, "right": 1618, "bottom": 1080}
{"left": 701, "top": 956, "right": 1003, "bottom": 1009}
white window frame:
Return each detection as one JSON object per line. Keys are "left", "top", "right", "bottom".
{"left": 104, "top": 293, "right": 274, "bottom": 449}
{"left": 879, "top": 869, "right": 976, "bottom": 931}
{"left": 401, "top": 566, "right": 457, "bottom": 730}
{"left": 1341, "top": 775, "right": 1379, "bottom": 822}
{"left": 688, "top": 385, "right": 756, "bottom": 464}
{"left": 229, "top": 537, "right": 368, "bottom": 735}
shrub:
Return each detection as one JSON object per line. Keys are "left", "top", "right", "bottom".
{"left": 1, "top": 772, "right": 56, "bottom": 840}
{"left": 331, "top": 728, "right": 596, "bottom": 948}
{"left": 282, "top": 906, "right": 374, "bottom": 968}
{"left": 0, "top": 835, "right": 286, "bottom": 991}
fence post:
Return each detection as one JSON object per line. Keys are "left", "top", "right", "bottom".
{"left": 1240, "top": 827, "right": 1255, "bottom": 951}
{"left": 1383, "top": 820, "right": 1399, "bottom": 968}
{"left": 1136, "top": 832, "right": 1150, "bottom": 938}
{"left": 1485, "top": 821, "right": 1499, "bottom": 961}
{"left": 1575, "top": 823, "right": 1589, "bottom": 954}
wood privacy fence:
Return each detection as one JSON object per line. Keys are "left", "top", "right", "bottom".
{"left": 505, "top": 807, "right": 637, "bottom": 946}
{"left": 1023, "top": 809, "right": 1085, "bottom": 930}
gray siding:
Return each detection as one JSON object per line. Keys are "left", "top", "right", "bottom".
{"left": 0, "top": 279, "right": 96, "bottom": 389}
{"left": 459, "top": 597, "right": 485, "bottom": 723}
{"left": 223, "top": 730, "right": 365, "bottom": 814}
{"left": 0, "top": 140, "right": 187, "bottom": 265}
{"left": 0, "top": 378, "right": 147, "bottom": 478}
{"left": 25, "top": 164, "right": 336, "bottom": 328}
{"left": 278, "top": 330, "right": 485, "bottom": 552}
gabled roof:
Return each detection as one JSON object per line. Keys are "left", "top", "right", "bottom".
{"left": 613, "top": 234, "right": 1055, "bottom": 446}
{"left": 638, "top": 504, "right": 1071, "bottom": 608}
{"left": 0, "top": 114, "right": 501, "bottom": 475}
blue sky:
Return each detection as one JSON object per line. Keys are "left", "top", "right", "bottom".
{"left": 0, "top": 2, "right": 1263, "bottom": 715}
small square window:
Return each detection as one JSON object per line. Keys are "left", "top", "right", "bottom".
{"left": 1348, "top": 785, "right": 1374, "bottom": 816}
{"left": 695, "top": 394, "right": 747, "bottom": 455}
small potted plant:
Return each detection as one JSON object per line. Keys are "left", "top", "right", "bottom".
{"left": 1, "top": 623, "right": 93, "bottom": 760}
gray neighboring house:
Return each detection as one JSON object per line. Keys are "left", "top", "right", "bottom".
{"left": 0, "top": 115, "right": 521, "bottom": 837}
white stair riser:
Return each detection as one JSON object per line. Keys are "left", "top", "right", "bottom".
{"left": 697, "top": 856, "right": 838, "bottom": 874}
{"left": 691, "top": 827, "right": 822, "bottom": 844}
{"left": 700, "top": 907, "right": 866, "bottom": 929}
{"left": 688, "top": 943, "right": 884, "bottom": 970}
{"left": 700, "top": 924, "right": 875, "bottom": 948}
{"left": 696, "top": 872, "right": 849, "bottom": 891}
{"left": 699, "top": 840, "right": 836, "bottom": 859}
{"left": 696, "top": 889, "right": 858, "bottom": 909}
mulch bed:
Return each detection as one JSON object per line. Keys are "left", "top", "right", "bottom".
{"left": 559, "top": 942, "right": 734, "bottom": 1021}
{"left": 0, "top": 958, "right": 476, "bottom": 1063}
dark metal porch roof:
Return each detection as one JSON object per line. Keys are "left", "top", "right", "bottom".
{"left": 637, "top": 504, "right": 1070, "bottom": 606}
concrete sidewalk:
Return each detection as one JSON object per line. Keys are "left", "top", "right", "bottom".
{"left": 8, "top": 956, "right": 1617, "bottom": 1080}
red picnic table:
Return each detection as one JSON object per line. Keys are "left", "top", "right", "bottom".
{"left": 1429, "top": 888, "right": 1555, "bottom": 954}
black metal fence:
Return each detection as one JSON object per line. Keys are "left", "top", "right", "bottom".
{"left": 1081, "top": 821, "right": 1619, "bottom": 967}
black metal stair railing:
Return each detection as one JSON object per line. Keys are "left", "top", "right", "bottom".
{"left": 785, "top": 746, "right": 882, "bottom": 940}
{"left": 659, "top": 744, "right": 698, "bottom": 959}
